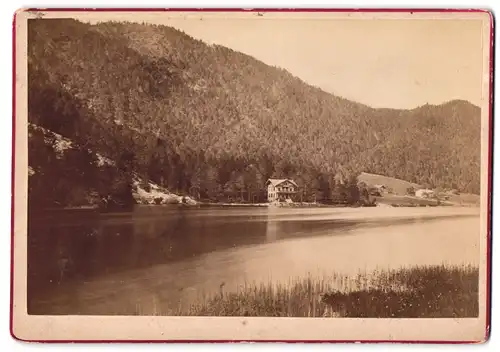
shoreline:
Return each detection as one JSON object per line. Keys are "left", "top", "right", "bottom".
{"left": 34, "top": 201, "right": 480, "bottom": 212}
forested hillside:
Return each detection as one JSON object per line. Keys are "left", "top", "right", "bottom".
{"left": 27, "top": 18, "right": 482, "bottom": 208}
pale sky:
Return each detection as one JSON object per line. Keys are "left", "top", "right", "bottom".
{"left": 82, "top": 13, "right": 485, "bottom": 109}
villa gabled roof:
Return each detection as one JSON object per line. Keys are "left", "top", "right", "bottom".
{"left": 266, "top": 178, "right": 299, "bottom": 187}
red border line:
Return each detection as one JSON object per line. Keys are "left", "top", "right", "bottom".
{"left": 10, "top": 9, "right": 17, "bottom": 345}
{"left": 9, "top": 339, "right": 483, "bottom": 344}
{"left": 485, "top": 9, "right": 495, "bottom": 343}
{"left": 23, "top": 7, "right": 491, "bottom": 12}
{"left": 10, "top": 7, "right": 495, "bottom": 344}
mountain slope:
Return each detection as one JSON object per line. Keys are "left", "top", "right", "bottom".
{"left": 27, "top": 18, "right": 481, "bottom": 208}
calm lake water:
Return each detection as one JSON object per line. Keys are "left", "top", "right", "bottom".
{"left": 27, "top": 206, "right": 480, "bottom": 315}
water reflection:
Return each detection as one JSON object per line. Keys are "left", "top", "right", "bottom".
{"left": 27, "top": 206, "right": 480, "bottom": 315}
{"left": 266, "top": 220, "right": 279, "bottom": 242}
{"left": 28, "top": 207, "right": 271, "bottom": 300}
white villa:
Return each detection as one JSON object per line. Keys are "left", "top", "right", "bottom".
{"left": 266, "top": 178, "right": 299, "bottom": 203}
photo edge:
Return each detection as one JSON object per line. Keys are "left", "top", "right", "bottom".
{"left": 12, "top": 8, "right": 491, "bottom": 342}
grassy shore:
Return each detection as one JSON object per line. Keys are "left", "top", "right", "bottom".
{"left": 152, "top": 264, "right": 478, "bottom": 318}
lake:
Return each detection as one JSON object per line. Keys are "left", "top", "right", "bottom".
{"left": 27, "top": 205, "right": 480, "bottom": 315}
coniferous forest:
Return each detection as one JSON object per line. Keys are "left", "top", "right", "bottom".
{"left": 27, "top": 19, "right": 481, "bottom": 209}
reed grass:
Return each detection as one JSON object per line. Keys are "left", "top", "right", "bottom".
{"left": 138, "top": 264, "right": 479, "bottom": 318}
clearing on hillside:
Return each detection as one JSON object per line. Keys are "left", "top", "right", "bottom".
{"left": 358, "top": 172, "right": 421, "bottom": 195}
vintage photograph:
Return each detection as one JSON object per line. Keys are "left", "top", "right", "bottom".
{"left": 12, "top": 9, "right": 491, "bottom": 342}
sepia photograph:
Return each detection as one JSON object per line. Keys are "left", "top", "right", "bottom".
{"left": 11, "top": 9, "right": 492, "bottom": 342}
